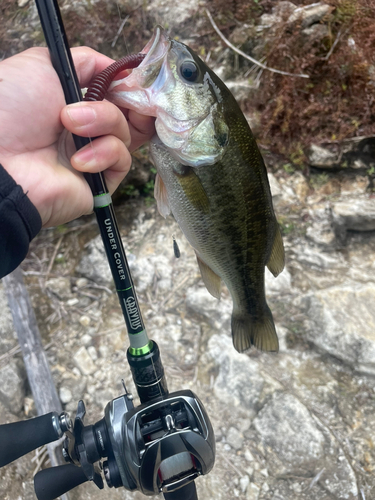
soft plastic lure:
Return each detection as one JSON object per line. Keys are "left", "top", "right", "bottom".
{"left": 84, "top": 53, "right": 145, "bottom": 102}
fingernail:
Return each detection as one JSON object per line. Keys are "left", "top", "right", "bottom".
{"left": 67, "top": 104, "right": 96, "bottom": 126}
{"left": 74, "top": 145, "right": 96, "bottom": 166}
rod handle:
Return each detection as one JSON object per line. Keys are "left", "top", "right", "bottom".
{"left": 34, "top": 464, "right": 89, "bottom": 500}
{"left": 0, "top": 412, "right": 61, "bottom": 467}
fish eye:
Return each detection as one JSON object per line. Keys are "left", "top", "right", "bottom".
{"left": 180, "top": 60, "right": 199, "bottom": 82}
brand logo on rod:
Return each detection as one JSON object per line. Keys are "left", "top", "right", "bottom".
{"left": 124, "top": 296, "right": 142, "bottom": 330}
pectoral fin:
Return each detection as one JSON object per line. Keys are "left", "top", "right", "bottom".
{"left": 195, "top": 253, "right": 221, "bottom": 299}
{"left": 154, "top": 173, "right": 170, "bottom": 218}
{"left": 267, "top": 225, "right": 285, "bottom": 277}
{"left": 174, "top": 166, "right": 210, "bottom": 214}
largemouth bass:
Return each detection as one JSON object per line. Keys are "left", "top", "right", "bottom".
{"left": 106, "top": 26, "right": 285, "bottom": 352}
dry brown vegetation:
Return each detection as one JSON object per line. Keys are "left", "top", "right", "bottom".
{"left": 208, "top": 0, "right": 375, "bottom": 165}
{"left": 61, "top": 2, "right": 152, "bottom": 59}
{"left": 261, "top": 1, "right": 375, "bottom": 156}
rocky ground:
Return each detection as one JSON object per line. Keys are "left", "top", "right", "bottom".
{"left": 1, "top": 1, "right": 375, "bottom": 500}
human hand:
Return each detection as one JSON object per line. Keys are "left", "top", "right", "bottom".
{"left": 0, "top": 47, "right": 155, "bottom": 228}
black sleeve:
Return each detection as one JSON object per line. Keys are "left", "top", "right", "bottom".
{"left": 0, "top": 164, "right": 42, "bottom": 279}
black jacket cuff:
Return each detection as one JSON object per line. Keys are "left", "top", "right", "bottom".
{"left": 0, "top": 164, "right": 42, "bottom": 278}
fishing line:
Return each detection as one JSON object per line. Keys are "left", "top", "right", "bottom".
{"left": 112, "top": 14, "right": 129, "bottom": 49}
{"left": 150, "top": 346, "right": 165, "bottom": 401}
{"left": 114, "top": 2, "right": 130, "bottom": 54}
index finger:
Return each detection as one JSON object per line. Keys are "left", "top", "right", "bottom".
{"left": 71, "top": 47, "right": 115, "bottom": 88}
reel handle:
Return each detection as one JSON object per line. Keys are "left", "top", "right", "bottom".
{"left": 0, "top": 412, "right": 63, "bottom": 467}
{"left": 34, "top": 464, "right": 89, "bottom": 500}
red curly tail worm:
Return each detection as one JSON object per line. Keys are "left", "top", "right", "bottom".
{"left": 84, "top": 53, "right": 145, "bottom": 102}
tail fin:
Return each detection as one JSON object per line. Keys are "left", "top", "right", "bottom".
{"left": 231, "top": 306, "right": 279, "bottom": 353}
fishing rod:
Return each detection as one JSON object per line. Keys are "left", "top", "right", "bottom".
{"left": 0, "top": 1, "right": 215, "bottom": 499}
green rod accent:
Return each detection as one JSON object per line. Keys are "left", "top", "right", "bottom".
{"left": 128, "top": 341, "right": 153, "bottom": 357}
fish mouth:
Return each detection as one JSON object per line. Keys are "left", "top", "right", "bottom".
{"left": 139, "top": 25, "right": 171, "bottom": 70}
{"left": 107, "top": 26, "right": 171, "bottom": 109}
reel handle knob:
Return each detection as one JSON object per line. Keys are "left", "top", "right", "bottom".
{"left": 34, "top": 464, "right": 89, "bottom": 500}
{"left": 0, "top": 412, "right": 63, "bottom": 467}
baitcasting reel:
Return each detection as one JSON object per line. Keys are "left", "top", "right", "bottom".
{"left": 0, "top": 343, "right": 215, "bottom": 500}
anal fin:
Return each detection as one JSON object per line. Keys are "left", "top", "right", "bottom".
{"left": 267, "top": 225, "right": 285, "bottom": 277}
{"left": 195, "top": 253, "right": 221, "bottom": 299}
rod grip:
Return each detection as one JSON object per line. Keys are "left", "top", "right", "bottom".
{"left": 0, "top": 412, "right": 61, "bottom": 467}
{"left": 34, "top": 464, "right": 88, "bottom": 500}
{"left": 127, "top": 341, "right": 168, "bottom": 403}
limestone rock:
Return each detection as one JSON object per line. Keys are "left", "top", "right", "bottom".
{"left": 265, "top": 266, "right": 292, "bottom": 296}
{"left": 340, "top": 175, "right": 370, "bottom": 196}
{"left": 240, "top": 475, "right": 250, "bottom": 493}
{"left": 268, "top": 173, "right": 283, "bottom": 199}
{"left": 258, "top": 2, "right": 296, "bottom": 32}
{"left": 246, "top": 482, "right": 260, "bottom": 500}
{"left": 226, "top": 426, "right": 243, "bottom": 450}
{"left": 207, "top": 334, "right": 276, "bottom": 414}
{"left": 76, "top": 235, "right": 111, "bottom": 285}
{"left": 73, "top": 346, "right": 96, "bottom": 375}
{"left": 288, "top": 3, "right": 333, "bottom": 28}
{"left": 288, "top": 172, "right": 310, "bottom": 203}
{"left": 307, "top": 136, "right": 375, "bottom": 170}
{"left": 303, "top": 283, "right": 375, "bottom": 375}
{"left": 253, "top": 392, "right": 325, "bottom": 466}
{"left": 321, "top": 461, "right": 358, "bottom": 499}
{"left": 129, "top": 254, "right": 172, "bottom": 294}
{"left": 146, "top": 0, "right": 201, "bottom": 37}
{"left": 185, "top": 288, "right": 231, "bottom": 331}
{"left": 59, "top": 372, "right": 87, "bottom": 407}
{"left": 302, "top": 23, "right": 329, "bottom": 43}
{"left": 0, "top": 360, "right": 26, "bottom": 414}
{"left": 332, "top": 196, "right": 375, "bottom": 241}
{"left": 59, "top": 387, "right": 73, "bottom": 404}
{"left": 307, "top": 143, "right": 338, "bottom": 168}
{"left": 258, "top": 2, "right": 332, "bottom": 34}
{"left": 269, "top": 174, "right": 299, "bottom": 209}
{"left": 306, "top": 205, "right": 336, "bottom": 247}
